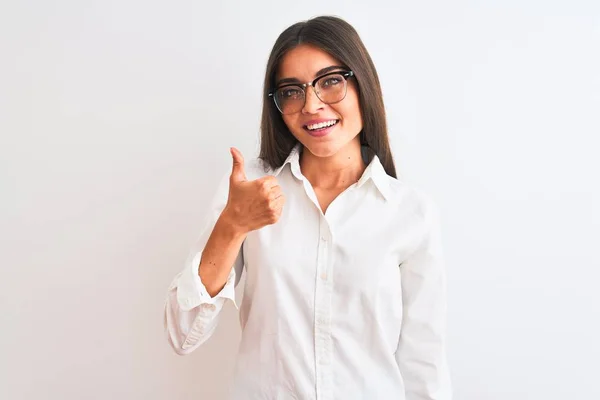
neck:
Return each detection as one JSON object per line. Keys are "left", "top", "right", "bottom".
{"left": 299, "top": 138, "right": 366, "bottom": 190}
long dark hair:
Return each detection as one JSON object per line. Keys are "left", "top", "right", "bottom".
{"left": 258, "top": 16, "right": 397, "bottom": 178}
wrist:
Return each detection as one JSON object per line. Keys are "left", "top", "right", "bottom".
{"left": 217, "top": 208, "right": 247, "bottom": 240}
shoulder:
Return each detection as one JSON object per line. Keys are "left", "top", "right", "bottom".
{"left": 385, "top": 175, "right": 441, "bottom": 226}
{"left": 385, "top": 177, "right": 443, "bottom": 255}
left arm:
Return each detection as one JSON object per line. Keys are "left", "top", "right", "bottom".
{"left": 396, "top": 195, "right": 452, "bottom": 400}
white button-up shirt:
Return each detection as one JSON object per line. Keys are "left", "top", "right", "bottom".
{"left": 164, "top": 144, "right": 452, "bottom": 399}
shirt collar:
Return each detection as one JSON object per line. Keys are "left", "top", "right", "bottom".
{"left": 356, "top": 150, "right": 392, "bottom": 201}
{"left": 273, "top": 143, "right": 391, "bottom": 202}
{"left": 273, "top": 142, "right": 303, "bottom": 180}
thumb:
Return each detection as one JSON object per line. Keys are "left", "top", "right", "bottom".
{"left": 229, "top": 147, "right": 247, "bottom": 183}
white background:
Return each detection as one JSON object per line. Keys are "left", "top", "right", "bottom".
{"left": 1, "top": 1, "right": 599, "bottom": 399}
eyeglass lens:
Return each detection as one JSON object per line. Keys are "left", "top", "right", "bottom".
{"left": 274, "top": 73, "right": 348, "bottom": 114}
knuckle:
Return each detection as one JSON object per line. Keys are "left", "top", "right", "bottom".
{"left": 258, "top": 187, "right": 269, "bottom": 198}
{"left": 261, "top": 196, "right": 271, "bottom": 207}
{"left": 260, "top": 178, "right": 272, "bottom": 189}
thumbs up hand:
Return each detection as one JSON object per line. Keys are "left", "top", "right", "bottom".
{"left": 223, "top": 147, "right": 286, "bottom": 235}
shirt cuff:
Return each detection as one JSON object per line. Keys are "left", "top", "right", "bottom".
{"left": 176, "top": 252, "right": 238, "bottom": 311}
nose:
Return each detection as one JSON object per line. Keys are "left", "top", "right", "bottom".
{"left": 302, "top": 85, "right": 325, "bottom": 114}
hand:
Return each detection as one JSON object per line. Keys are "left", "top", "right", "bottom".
{"left": 222, "top": 147, "right": 285, "bottom": 235}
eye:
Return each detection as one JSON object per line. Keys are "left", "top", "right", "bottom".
{"left": 278, "top": 87, "right": 302, "bottom": 99}
{"left": 322, "top": 77, "right": 342, "bottom": 87}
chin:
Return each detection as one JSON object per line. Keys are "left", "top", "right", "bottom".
{"left": 301, "top": 140, "right": 344, "bottom": 158}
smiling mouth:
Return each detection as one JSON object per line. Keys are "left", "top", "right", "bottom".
{"left": 303, "top": 119, "right": 339, "bottom": 132}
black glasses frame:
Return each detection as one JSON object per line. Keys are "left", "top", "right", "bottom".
{"left": 268, "top": 70, "right": 355, "bottom": 114}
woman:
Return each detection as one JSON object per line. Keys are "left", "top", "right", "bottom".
{"left": 164, "top": 16, "right": 451, "bottom": 400}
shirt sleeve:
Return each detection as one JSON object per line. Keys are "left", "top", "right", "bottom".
{"left": 395, "top": 194, "right": 452, "bottom": 399}
{"left": 164, "top": 170, "right": 245, "bottom": 355}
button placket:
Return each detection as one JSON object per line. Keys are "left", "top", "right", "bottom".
{"left": 314, "top": 217, "right": 333, "bottom": 399}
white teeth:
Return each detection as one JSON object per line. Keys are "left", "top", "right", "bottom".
{"left": 307, "top": 120, "right": 337, "bottom": 130}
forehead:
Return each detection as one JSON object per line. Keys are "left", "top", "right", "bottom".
{"left": 276, "top": 44, "right": 342, "bottom": 80}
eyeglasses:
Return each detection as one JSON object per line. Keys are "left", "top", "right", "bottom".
{"left": 268, "top": 70, "right": 354, "bottom": 115}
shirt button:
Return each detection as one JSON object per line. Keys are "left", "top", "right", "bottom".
{"left": 320, "top": 272, "right": 327, "bottom": 280}
{"left": 202, "top": 304, "right": 216, "bottom": 311}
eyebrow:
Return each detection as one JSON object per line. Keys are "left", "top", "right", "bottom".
{"left": 275, "top": 65, "right": 347, "bottom": 87}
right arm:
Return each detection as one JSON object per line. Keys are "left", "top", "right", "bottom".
{"left": 199, "top": 211, "right": 247, "bottom": 298}
{"left": 164, "top": 148, "right": 284, "bottom": 355}
{"left": 163, "top": 172, "right": 245, "bottom": 356}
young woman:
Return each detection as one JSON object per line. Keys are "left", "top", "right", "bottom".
{"left": 165, "top": 16, "right": 451, "bottom": 400}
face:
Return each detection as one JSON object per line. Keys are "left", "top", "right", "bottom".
{"left": 275, "top": 44, "right": 363, "bottom": 158}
